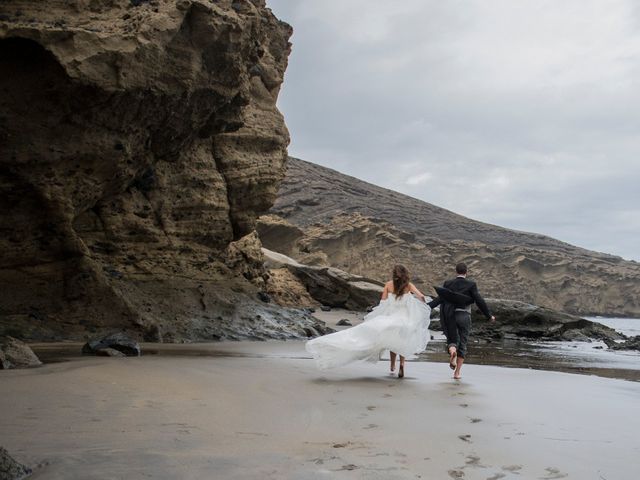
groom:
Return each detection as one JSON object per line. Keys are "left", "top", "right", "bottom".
{"left": 428, "top": 263, "right": 495, "bottom": 379}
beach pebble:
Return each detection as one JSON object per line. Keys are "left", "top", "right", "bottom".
{"left": 336, "top": 319, "right": 352, "bottom": 326}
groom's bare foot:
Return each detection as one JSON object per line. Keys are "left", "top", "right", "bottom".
{"left": 449, "top": 347, "right": 457, "bottom": 370}
{"left": 453, "top": 373, "right": 462, "bottom": 380}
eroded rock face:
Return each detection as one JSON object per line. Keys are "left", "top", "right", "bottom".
{"left": 264, "top": 158, "right": 640, "bottom": 317}
{"left": 263, "top": 248, "right": 383, "bottom": 310}
{"left": 0, "top": 1, "right": 325, "bottom": 341}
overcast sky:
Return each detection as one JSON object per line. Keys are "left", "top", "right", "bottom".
{"left": 268, "top": 1, "right": 640, "bottom": 261}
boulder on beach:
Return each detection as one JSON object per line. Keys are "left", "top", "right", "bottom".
{"left": 95, "top": 347, "right": 127, "bottom": 358}
{"left": 0, "top": 336, "right": 42, "bottom": 369}
{"left": 82, "top": 332, "right": 141, "bottom": 357}
{"left": 0, "top": 447, "right": 31, "bottom": 480}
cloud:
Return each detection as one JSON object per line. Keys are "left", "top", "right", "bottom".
{"left": 405, "top": 172, "right": 432, "bottom": 186}
{"left": 268, "top": 0, "right": 640, "bottom": 261}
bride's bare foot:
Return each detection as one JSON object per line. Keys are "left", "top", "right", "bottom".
{"left": 453, "top": 373, "right": 462, "bottom": 380}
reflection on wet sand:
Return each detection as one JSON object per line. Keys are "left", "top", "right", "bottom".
{"left": 30, "top": 336, "right": 640, "bottom": 382}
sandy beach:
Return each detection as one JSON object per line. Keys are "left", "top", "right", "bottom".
{"left": 2, "top": 340, "right": 639, "bottom": 480}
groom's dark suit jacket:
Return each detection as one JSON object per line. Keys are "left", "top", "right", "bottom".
{"left": 428, "top": 276, "right": 492, "bottom": 319}
{"left": 428, "top": 276, "right": 492, "bottom": 347}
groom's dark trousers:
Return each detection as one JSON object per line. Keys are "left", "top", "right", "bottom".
{"left": 428, "top": 277, "right": 492, "bottom": 358}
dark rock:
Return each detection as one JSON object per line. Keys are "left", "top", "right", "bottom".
{"left": 0, "top": 336, "right": 42, "bottom": 369}
{"left": 429, "top": 319, "right": 442, "bottom": 331}
{"left": 320, "top": 305, "right": 332, "bottom": 312}
{"left": 560, "top": 329, "right": 591, "bottom": 342}
{"left": 0, "top": 446, "right": 31, "bottom": 480}
{"left": 469, "top": 299, "right": 624, "bottom": 343}
{"left": 606, "top": 335, "right": 640, "bottom": 352}
{"left": 257, "top": 291, "right": 271, "bottom": 303}
{"left": 336, "top": 319, "right": 352, "bottom": 326}
{"left": 82, "top": 332, "right": 141, "bottom": 357}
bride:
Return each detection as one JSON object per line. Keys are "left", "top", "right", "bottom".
{"left": 306, "top": 265, "right": 431, "bottom": 378}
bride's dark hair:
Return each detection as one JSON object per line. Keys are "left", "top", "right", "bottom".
{"left": 392, "top": 264, "right": 410, "bottom": 298}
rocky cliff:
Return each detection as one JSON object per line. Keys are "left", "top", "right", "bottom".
{"left": 259, "top": 158, "right": 640, "bottom": 317}
{"left": 0, "top": 1, "right": 329, "bottom": 341}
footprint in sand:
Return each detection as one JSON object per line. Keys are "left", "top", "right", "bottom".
{"left": 363, "top": 423, "right": 378, "bottom": 430}
{"left": 336, "top": 464, "right": 359, "bottom": 471}
{"left": 459, "top": 403, "right": 469, "bottom": 408}
{"left": 502, "top": 465, "right": 522, "bottom": 473}
{"left": 469, "top": 418, "right": 482, "bottom": 423}
{"left": 540, "top": 467, "right": 568, "bottom": 479}
{"left": 448, "top": 469, "right": 465, "bottom": 478}
{"left": 367, "top": 405, "right": 377, "bottom": 411}
{"left": 458, "top": 434, "right": 472, "bottom": 443}
{"left": 465, "top": 455, "right": 484, "bottom": 467}
{"left": 383, "top": 393, "right": 393, "bottom": 398}
{"left": 486, "top": 474, "right": 506, "bottom": 480}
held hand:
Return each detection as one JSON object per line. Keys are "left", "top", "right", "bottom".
{"left": 490, "top": 315, "right": 496, "bottom": 322}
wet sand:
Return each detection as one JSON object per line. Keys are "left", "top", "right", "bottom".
{"left": 2, "top": 341, "right": 640, "bottom": 479}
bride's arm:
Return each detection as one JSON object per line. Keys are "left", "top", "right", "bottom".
{"left": 408, "top": 283, "right": 426, "bottom": 302}
{"left": 381, "top": 282, "right": 390, "bottom": 300}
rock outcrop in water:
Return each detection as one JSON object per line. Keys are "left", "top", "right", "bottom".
{"left": 260, "top": 158, "right": 640, "bottom": 318}
{"left": 0, "top": 1, "right": 328, "bottom": 341}
{"left": 430, "top": 299, "right": 624, "bottom": 343}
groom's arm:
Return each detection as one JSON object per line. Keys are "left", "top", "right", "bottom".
{"left": 470, "top": 282, "right": 492, "bottom": 319}
{"left": 428, "top": 279, "right": 449, "bottom": 308}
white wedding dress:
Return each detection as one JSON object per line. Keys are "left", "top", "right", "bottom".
{"left": 306, "top": 293, "right": 431, "bottom": 370}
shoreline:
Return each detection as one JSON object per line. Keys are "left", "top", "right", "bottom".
{"left": 2, "top": 342, "right": 639, "bottom": 479}
{"left": 23, "top": 307, "right": 640, "bottom": 384}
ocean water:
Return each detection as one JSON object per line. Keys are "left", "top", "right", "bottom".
{"left": 586, "top": 316, "right": 640, "bottom": 337}
{"left": 421, "top": 317, "right": 640, "bottom": 382}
